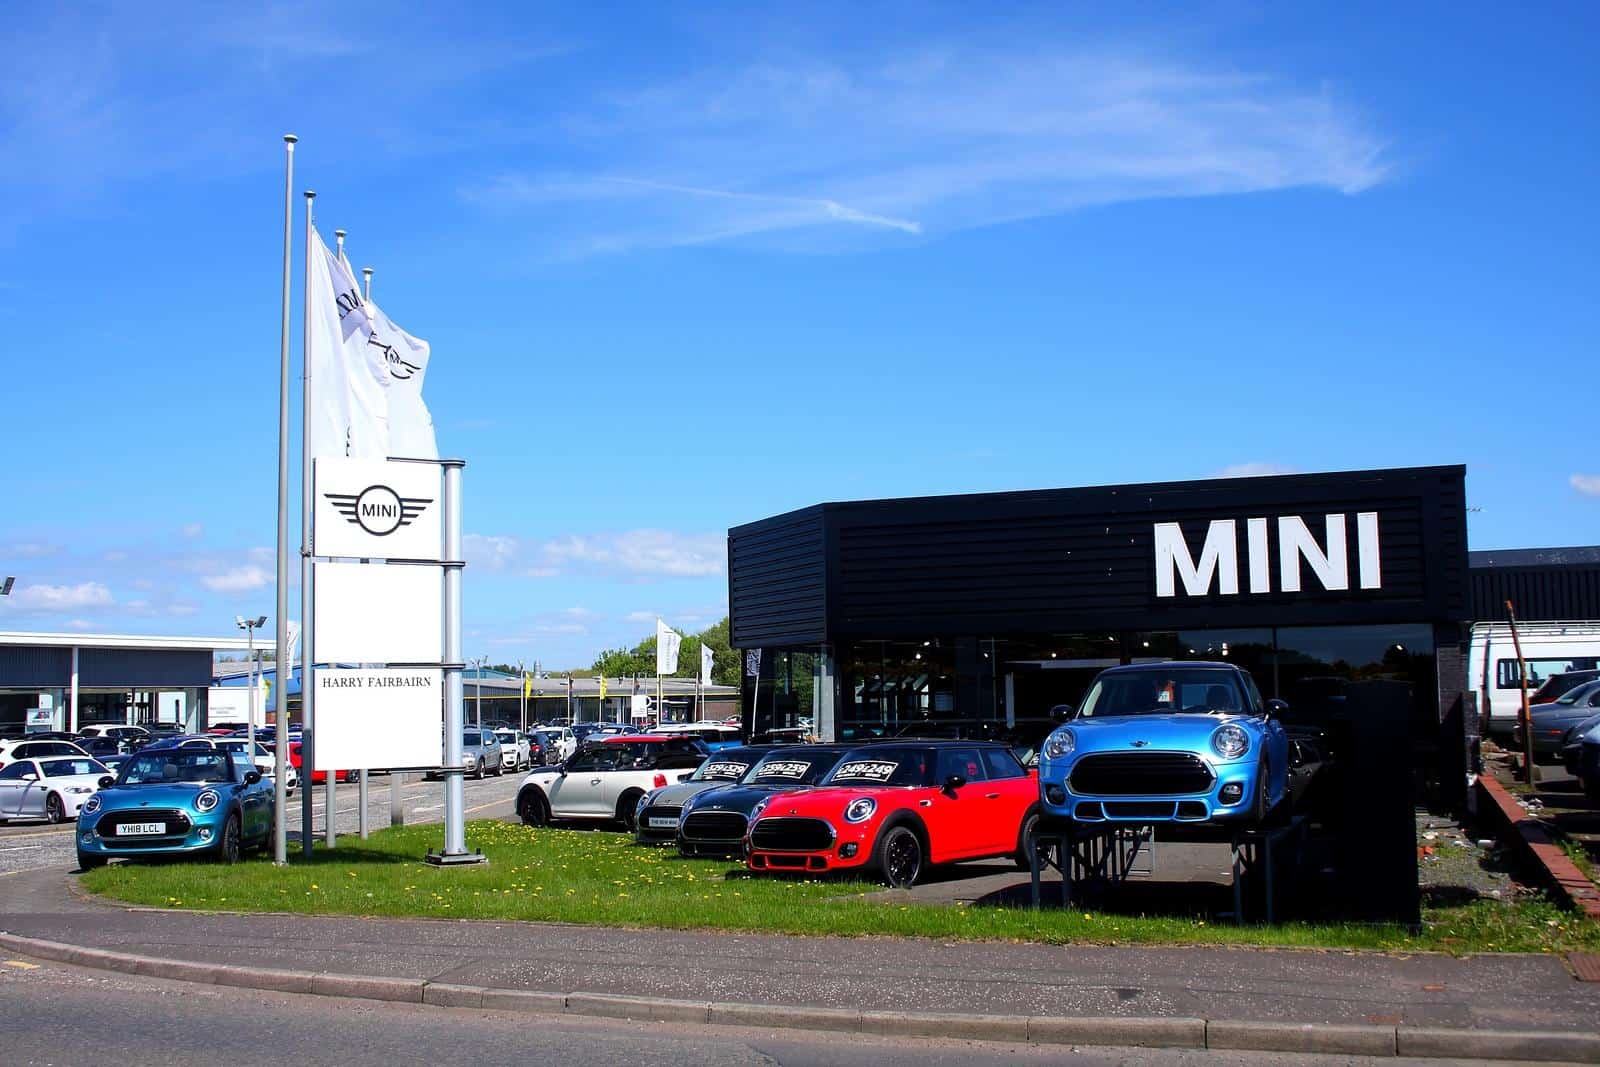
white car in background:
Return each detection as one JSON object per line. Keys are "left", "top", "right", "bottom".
{"left": 0, "top": 756, "right": 114, "bottom": 823}
{"left": 0, "top": 738, "right": 91, "bottom": 770}
{"left": 494, "top": 729, "right": 531, "bottom": 772}
{"left": 515, "top": 736, "right": 709, "bottom": 829}
{"left": 215, "top": 738, "right": 300, "bottom": 794}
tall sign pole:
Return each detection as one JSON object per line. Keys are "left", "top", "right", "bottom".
{"left": 272, "top": 134, "right": 296, "bottom": 865}
{"left": 428, "top": 459, "right": 480, "bottom": 864}
{"left": 299, "top": 188, "right": 318, "bottom": 858}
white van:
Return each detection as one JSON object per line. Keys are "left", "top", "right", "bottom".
{"left": 1469, "top": 622, "right": 1600, "bottom": 736}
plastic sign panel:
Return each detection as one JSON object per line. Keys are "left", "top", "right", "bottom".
{"left": 313, "top": 561, "right": 443, "bottom": 663}
{"left": 314, "top": 458, "right": 443, "bottom": 561}
{"left": 312, "top": 668, "right": 444, "bottom": 771}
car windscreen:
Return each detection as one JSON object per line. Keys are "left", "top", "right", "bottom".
{"left": 1077, "top": 670, "right": 1247, "bottom": 717}
{"left": 41, "top": 758, "right": 107, "bottom": 778}
{"left": 823, "top": 748, "right": 935, "bottom": 787}
{"left": 463, "top": 733, "right": 485, "bottom": 747}
{"left": 746, "top": 749, "right": 844, "bottom": 785}
{"left": 689, "top": 754, "right": 757, "bottom": 782}
{"left": 1555, "top": 682, "right": 1600, "bottom": 706}
{"left": 119, "top": 751, "right": 232, "bottom": 785}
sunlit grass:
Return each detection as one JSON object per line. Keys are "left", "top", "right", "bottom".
{"left": 79, "top": 819, "right": 1600, "bottom": 955}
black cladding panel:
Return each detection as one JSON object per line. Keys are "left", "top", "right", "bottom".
{"left": 728, "top": 466, "right": 1469, "bottom": 646}
{"left": 728, "top": 505, "right": 827, "bottom": 648}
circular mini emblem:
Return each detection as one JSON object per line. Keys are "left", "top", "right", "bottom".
{"left": 354, "top": 484, "right": 404, "bottom": 535}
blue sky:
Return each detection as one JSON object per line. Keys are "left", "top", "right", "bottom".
{"left": 2, "top": 3, "right": 1595, "bottom": 667}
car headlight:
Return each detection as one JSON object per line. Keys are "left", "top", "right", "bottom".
{"left": 82, "top": 795, "right": 101, "bottom": 815}
{"left": 1043, "top": 729, "right": 1076, "bottom": 760}
{"left": 636, "top": 792, "right": 653, "bottom": 815}
{"left": 843, "top": 797, "right": 876, "bottom": 823}
{"left": 749, "top": 797, "right": 771, "bottom": 822}
{"left": 196, "top": 789, "right": 220, "bottom": 812}
{"left": 67, "top": 786, "right": 94, "bottom": 795}
{"left": 461, "top": 754, "right": 476, "bottom": 767}
{"left": 1211, "top": 724, "right": 1250, "bottom": 760}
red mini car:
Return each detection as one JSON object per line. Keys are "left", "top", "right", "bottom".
{"left": 288, "top": 741, "right": 356, "bottom": 784}
{"left": 744, "top": 741, "right": 1038, "bottom": 888}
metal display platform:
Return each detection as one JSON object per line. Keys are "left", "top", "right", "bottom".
{"left": 1028, "top": 815, "right": 1310, "bottom": 924}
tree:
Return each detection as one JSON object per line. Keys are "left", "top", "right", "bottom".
{"left": 591, "top": 616, "right": 738, "bottom": 686}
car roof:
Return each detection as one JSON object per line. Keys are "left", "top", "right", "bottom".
{"left": 850, "top": 738, "right": 1014, "bottom": 749}
{"left": 1096, "top": 660, "right": 1239, "bottom": 674}
{"left": 601, "top": 734, "right": 670, "bottom": 743}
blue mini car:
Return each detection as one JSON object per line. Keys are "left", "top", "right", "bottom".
{"left": 1037, "top": 662, "right": 1289, "bottom": 827}
{"left": 76, "top": 748, "right": 274, "bottom": 870}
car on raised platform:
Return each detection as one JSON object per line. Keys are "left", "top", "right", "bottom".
{"left": 516, "top": 735, "right": 710, "bottom": 830}
{"left": 675, "top": 745, "right": 853, "bottom": 858}
{"left": 743, "top": 741, "right": 1037, "bottom": 888}
{"left": 632, "top": 745, "right": 774, "bottom": 845}
{"left": 1035, "top": 662, "right": 1289, "bottom": 828}
{"left": 75, "top": 748, "right": 273, "bottom": 868}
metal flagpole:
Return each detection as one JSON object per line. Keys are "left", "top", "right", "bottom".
{"left": 246, "top": 627, "right": 257, "bottom": 756}
{"left": 362, "top": 266, "right": 373, "bottom": 302}
{"left": 272, "top": 134, "right": 296, "bottom": 866}
{"left": 427, "top": 458, "right": 480, "bottom": 864}
{"left": 300, "top": 188, "right": 318, "bottom": 858}
{"left": 334, "top": 229, "right": 345, "bottom": 259}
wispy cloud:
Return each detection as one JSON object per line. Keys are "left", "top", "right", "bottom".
{"left": 200, "top": 565, "right": 270, "bottom": 593}
{"left": 466, "top": 529, "right": 725, "bottom": 580}
{"left": 1572, "top": 474, "right": 1600, "bottom": 498}
{"left": 8, "top": 581, "right": 114, "bottom": 612}
{"left": 468, "top": 45, "right": 1387, "bottom": 255}
{"left": 1209, "top": 462, "right": 1299, "bottom": 479}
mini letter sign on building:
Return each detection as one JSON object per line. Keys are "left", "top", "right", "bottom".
{"left": 1153, "top": 512, "right": 1381, "bottom": 598}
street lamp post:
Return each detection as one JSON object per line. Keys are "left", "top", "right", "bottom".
{"left": 235, "top": 615, "right": 267, "bottom": 757}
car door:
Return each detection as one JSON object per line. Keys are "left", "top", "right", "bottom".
{"left": 0, "top": 761, "right": 35, "bottom": 816}
{"left": 545, "top": 748, "right": 613, "bottom": 817}
{"left": 15, "top": 760, "right": 50, "bottom": 819}
{"left": 233, "top": 756, "right": 269, "bottom": 839}
{"left": 979, "top": 747, "right": 1037, "bottom": 855}
{"left": 929, "top": 747, "right": 994, "bottom": 859}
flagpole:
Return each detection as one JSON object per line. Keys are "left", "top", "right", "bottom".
{"left": 299, "top": 188, "right": 318, "bottom": 858}
{"left": 334, "top": 228, "right": 346, "bottom": 259}
{"left": 362, "top": 266, "right": 373, "bottom": 302}
{"left": 272, "top": 134, "right": 296, "bottom": 866}
{"left": 327, "top": 227, "right": 345, "bottom": 850}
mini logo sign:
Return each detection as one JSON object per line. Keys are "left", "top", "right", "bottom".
{"left": 1153, "top": 512, "right": 1381, "bottom": 598}
{"left": 324, "top": 485, "right": 432, "bottom": 537}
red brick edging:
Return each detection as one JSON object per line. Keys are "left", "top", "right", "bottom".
{"left": 1477, "top": 775, "right": 1600, "bottom": 919}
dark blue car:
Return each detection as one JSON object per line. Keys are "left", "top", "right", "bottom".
{"left": 1037, "top": 662, "right": 1290, "bottom": 827}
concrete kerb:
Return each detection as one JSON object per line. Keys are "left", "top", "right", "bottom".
{"left": 3, "top": 928, "right": 1598, "bottom": 1062}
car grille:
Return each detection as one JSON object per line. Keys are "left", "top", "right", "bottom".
{"left": 680, "top": 810, "right": 748, "bottom": 843}
{"left": 1069, "top": 752, "right": 1215, "bottom": 796}
{"left": 636, "top": 805, "right": 681, "bottom": 835}
{"left": 96, "top": 808, "right": 192, "bottom": 838}
{"left": 750, "top": 817, "right": 834, "bottom": 853}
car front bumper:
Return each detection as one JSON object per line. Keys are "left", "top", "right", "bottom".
{"left": 77, "top": 809, "right": 227, "bottom": 856}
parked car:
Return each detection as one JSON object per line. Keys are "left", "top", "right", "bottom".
{"left": 205, "top": 721, "right": 251, "bottom": 736}
{"left": 214, "top": 738, "right": 299, "bottom": 794}
{"left": 745, "top": 741, "right": 1038, "bottom": 888}
{"left": 494, "top": 729, "right": 531, "bottom": 772}
{"left": 0, "top": 738, "right": 91, "bottom": 770}
{"left": 1036, "top": 662, "right": 1290, "bottom": 828}
{"left": 676, "top": 745, "right": 852, "bottom": 857}
{"left": 76, "top": 736, "right": 124, "bottom": 760}
{"left": 0, "top": 756, "right": 115, "bottom": 824}
{"left": 285, "top": 739, "right": 356, "bottom": 784}
{"left": 633, "top": 745, "right": 774, "bottom": 845}
{"left": 76, "top": 749, "right": 273, "bottom": 868}
{"left": 463, "top": 728, "right": 504, "bottom": 778}
{"left": 77, "top": 725, "right": 150, "bottom": 746}
{"left": 653, "top": 722, "right": 745, "bottom": 751}
{"left": 1520, "top": 681, "right": 1600, "bottom": 760}
{"left": 1530, "top": 669, "right": 1600, "bottom": 708}
{"left": 545, "top": 726, "right": 577, "bottom": 762}
{"left": 516, "top": 735, "right": 709, "bottom": 830}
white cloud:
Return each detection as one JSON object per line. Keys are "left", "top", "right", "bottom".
{"left": 200, "top": 566, "right": 270, "bottom": 592}
{"left": 11, "top": 581, "right": 114, "bottom": 611}
{"left": 469, "top": 45, "right": 1388, "bottom": 255}
{"left": 3, "top": 542, "right": 60, "bottom": 558}
{"left": 624, "top": 610, "right": 657, "bottom": 624}
{"left": 181, "top": 522, "right": 204, "bottom": 539}
{"left": 1572, "top": 474, "right": 1600, "bottom": 498}
{"left": 168, "top": 602, "right": 199, "bottom": 617}
{"left": 465, "top": 529, "right": 726, "bottom": 580}
{"left": 1209, "top": 462, "right": 1298, "bottom": 479}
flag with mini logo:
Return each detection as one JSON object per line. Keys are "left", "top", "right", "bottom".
{"left": 656, "top": 619, "right": 682, "bottom": 675}
{"left": 307, "top": 228, "right": 389, "bottom": 458}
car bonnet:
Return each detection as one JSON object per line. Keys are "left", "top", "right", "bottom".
{"left": 1062, "top": 713, "right": 1264, "bottom": 755}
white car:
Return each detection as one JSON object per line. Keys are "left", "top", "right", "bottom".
{"left": 547, "top": 727, "right": 578, "bottom": 762}
{"left": 0, "top": 738, "right": 90, "bottom": 771}
{"left": 0, "top": 756, "right": 113, "bottom": 823}
{"left": 493, "top": 729, "right": 531, "bottom": 772}
{"left": 514, "top": 736, "right": 708, "bottom": 829}
{"left": 77, "top": 725, "right": 150, "bottom": 744}
{"left": 215, "top": 738, "right": 299, "bottom": 794}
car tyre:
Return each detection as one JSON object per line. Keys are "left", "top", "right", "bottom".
{"left": 874, "top": 824, "right": 924, "bottom": 888}
{"left": 473, "top": 759, "right": 485, "bottom": 781}
{"left": 1014, "top": 808, "right": 1040, "bottom": 871}
{"left": 77, "top": 849, "right": 106, "bottom": 871}
{"left": 518, "top": 788, "right": 550, "bottom": 827}
{"left": 216, "top": 813, "right": 242, "bottom": 865}
{"left": 45, "top": 793, "right": 66, "bottom": 824}
{"left": 1252, "top": 758, "right": 1284, "bottom": 826}
{"left": 616, "top": 790, "right": 645, "bottom": 831}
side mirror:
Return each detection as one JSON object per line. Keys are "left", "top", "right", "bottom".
{"left": 942, "top": 774, "right": 967, "bottom": 795}
{"left": 1265, "top": 699, "right": 1289, "bottom": 719}
{"left": 1049, "top": 704, "right": 1075, "bottom": 723}
{"left": 244, "top": 770, "right": 263, "bottom": 785}
{"left": 98, "top": 775, "right": 115, "bottom": 789}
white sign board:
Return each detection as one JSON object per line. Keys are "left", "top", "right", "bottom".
{"left": 314, "top": 458, "right": 443, "bottom": 561}
{"left": 313, "top": 561, "right": 443, "bottom": 663}
{"left": 207, "top": 685, "right": 268, "bottom": 727}
{"left": 312, "top": 668, "right": 444, "bottom": 771}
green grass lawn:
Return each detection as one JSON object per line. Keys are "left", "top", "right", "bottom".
{"left": 79, "top": 819, "right": 1600, "bottom": 955}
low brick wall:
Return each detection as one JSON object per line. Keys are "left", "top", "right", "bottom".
{"left": 1477, "top": 775, "right": 1600, "bottom": 919}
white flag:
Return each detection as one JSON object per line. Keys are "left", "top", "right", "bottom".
{"left": 700, "top": 644, "right": 714, "bottom": 687}
{"left": 307, "top": 229, "right": 389, "bottom": 458}
{"left": 656, "top": 618, "right": 682, "bottom": 675}
{"left": 368, "top": 301, "right": 437, "bottom": 459}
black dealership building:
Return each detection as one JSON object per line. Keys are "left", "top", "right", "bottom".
{"left": 730, "top": 464, "right": 1482, "bottom": 799}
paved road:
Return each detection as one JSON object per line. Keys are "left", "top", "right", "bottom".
{"left": 0, "top": 956, "right": 1487, "bottom": 1067}
{"left": 0, "top": 769, "right": 525, "bottom": 876}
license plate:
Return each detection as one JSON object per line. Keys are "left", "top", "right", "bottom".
{"left": 121, "top": 822, "right": 165, "bottom": 836}
{"left": 647, "top": 817, "right": 678, "bottom": 829}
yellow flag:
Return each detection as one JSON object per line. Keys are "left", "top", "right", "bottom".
{"left": 523, "top": 672, "right": 532, "bottom": 700}
{"left": 599, "top": 676, "right": 608, "bottom": 700}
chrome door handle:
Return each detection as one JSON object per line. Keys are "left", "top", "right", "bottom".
{"left": 985, "top": 792, "right": 1000, "bottom": 799}
{"left": 589, "top": 778, "right": 602, "bottom": 785}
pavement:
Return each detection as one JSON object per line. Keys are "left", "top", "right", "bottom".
{"left": 3, "top": 775, "right": 1599, "bottom": 1060}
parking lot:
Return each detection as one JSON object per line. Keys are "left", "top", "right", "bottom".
{"left": 0, "top": 769, "right": 526, "bottom": 877}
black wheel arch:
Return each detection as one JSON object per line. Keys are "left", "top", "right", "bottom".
{"left": 875, "top": 810, "right": 930, "bottom": 854}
